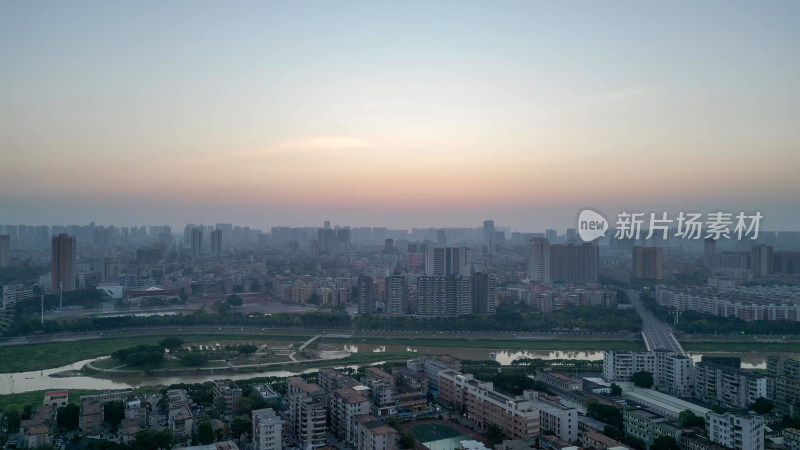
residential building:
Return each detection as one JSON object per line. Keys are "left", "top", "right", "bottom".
{"left": 356, "top": 414, "right": 397, "bottom": 450}
{"left": 782, "top": 428, "right": 800, "bottom": 450}
{"left": 623, "top": 408, "right": 682, "bottom": 447}
{"left": 706, "top": 412, "right": 764, "bottom": 450}
{"left": 286, "top": 377, "right": 327, "bottom": 449}
{"left": 43, "top": 391, "right": 69, "bottom": 408}
{"left": 191, "top": 228, "right": 203, "bottom": 258}
{"left": 330, "top": 388, "right": 371, "bottom": 444}
{"left": 385, "top": 274, "right": 408, "bottom": 315}
{"left": 437, "top": 371, "right": 540, "bottom": 441}
{"left": 694, "top": 363, "right": 768, "bottom": 410}
{"left": 602, "top": 350, "right": 693, "bottom": 397}
{"left": 358, "top": 275, "right": 375, "bottom": 315}
{"left": 252, "top": 408, "right": 283, "bottom": 450}
{"left": 169, "top": 404, "right": 194, "bottom": 442}
{"left": 632, "top": 246, "right": 663, "bottom": 285}
{"left": 81, "top": 400, "right": 103, "bottom": 435}
{"left": 528, "top": 238, "right": 551, "bottom": 284}
{"left": 213, "top": 379, "right": 243, "bottom": 416}
{"left": 580, "top": 430, "right": 627, "bottom": 450}
{"left": 470, "top": 272, "right": 496, "bottom": 314}
{"left": 51, "top": 233, "right": 77, "bottom": 291}
{"left": 550, "top": 243, "right": 600, "bottom": 284}
{"left": 425, "top": 247, "right": 471, "bottom": 276}
{"left": 211, "top": 229, "right": 223, "bottom": 258}
{"left": 0, "top": 235, "right": 9, "bottom": 267}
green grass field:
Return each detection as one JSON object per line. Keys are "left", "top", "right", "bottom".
{"left": 325, "top": 335, "right": 646, "bottom": 351}
{"left": 0, "top": 334, "right": 308, "bottom": 373}
{"left": 408, "top": 423, "right": 464, "bottom": 443}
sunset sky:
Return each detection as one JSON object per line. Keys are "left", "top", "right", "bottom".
{"left": 1, "top": 1, "right": 799, "bottom": 231}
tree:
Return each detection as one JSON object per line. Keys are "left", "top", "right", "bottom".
{"left": 650, "top": 435, "right": 679, "bottom": 450}
{"left": 131, "top": 429, "right": 173, "bottom": 450}
{"left": 226, "top": 294, "right": 243, "bottom": 309}
{"left": 631, "top": 371, "right": 654, "bottom": 388}
{"left": 611, "top": 383, "right": 622, "bottom": 395}
{"left": 238, "top": 344, "right": 258, "bottom": 354}
{"left": 485, "top": 424, "right": 506, "bottom": 445}
{"left": 307, "top": 293, "right": 320, "bottom": 305}
{"left": 384, "top": 416, "right": 401, "bottom": 431}
{"left": 679, "top": 409, "right": 705, "bottom": 427}
{"left": 231, "top": 417, "right": 251, "bottom": 438}
{"left": 181, "top": 353, "right": 209, "bottom": 367}
{"left": 57, "top": 404, "right": 80, "bottom": 431}
{"left": 213, "top": 301, "right": 231, "bottom": 315}
{"left": 750, "top": 397, "right": 774, "bottom": 414}
{"left": 196, "top": 421, "right": 215, "bottom": 445}
{"left": 104, "top": 401, "right": 125, "bottom": 430}
{"left": 159, "top": 337, "right": 184, "bottom": 351}
{"left": 587, "top": 403, "right": 624, "bottom": 430}
{"left": 398, "top": 433, "right": 416, "bottom": 449}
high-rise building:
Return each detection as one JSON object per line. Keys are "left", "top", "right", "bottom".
{"left": 358, "top": 275, "right": 375, "bottom": 315}
{"left": 0, "top": 234, "right": 9, "bottom": 268}
{"left": 211, "top": 229, "right": 223, "bottom": 258}
{"left": 424, "top": 247, "right": 470, "bottom": 276}
{"left": 546, "top": 229, "right": 558, "bottom": 244}
{"left": 751, "top": 244, "right": 773, "bottom": 278}
{"left": 416, "top": 275, "right": 471, "bottom": 315}
{"left": 704, "top": 238, "right": 716, "bottom": 271}
{"left": 550, "top": 243, "right": 599, "bottom": 283}
{"left": 190, "top": 228, "right": 203, "bottom": 258}
{"left": 252, "top": 408, "right": 283, "bottom": 450}
{"left": 528, "top": 238, "right": 551, "bottom": 284}
{"left": 470, "top": 272, "right": 496, "bottom": 314}
{"left": 632, "top": 246, "right": 663, "bottom": 285}
{"left": 483, "top": 220, "right": 494, "bottom": 249}
{"left": 286, "top": 378, "right": 327, "bottom": 449}
{"left": 385, "top": 275, "right": 407, "bottom": 315}
{"left": 51, "top": 233, "right": 77, "bottom": 291}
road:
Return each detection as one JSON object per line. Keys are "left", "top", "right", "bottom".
{"left": 629, "top": 290, "right": 685, "bottom": 355}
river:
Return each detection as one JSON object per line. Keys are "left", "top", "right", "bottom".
{"left": 1, "top": 346, "right": 796, "bottom": 395}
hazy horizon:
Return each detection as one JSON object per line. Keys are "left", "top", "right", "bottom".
{"left": 2, "top": 1, "right": 799, "bottom": 231}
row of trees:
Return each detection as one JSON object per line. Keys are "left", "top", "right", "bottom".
{"left": 8, "top": 303, "right": 642, "bottom": 336}
{"left": 640, "top": 292, "right": 800, "bottom": 335}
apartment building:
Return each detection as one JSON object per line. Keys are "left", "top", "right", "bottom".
{"left": 767, "top": 356, "right": 800, "bottom": 415}
{"left": 169, "top": 404, "right": 194, "bottom": 442}
{"left": 407, "top": 355, "right": 462, "bottom": 390}
{"left": 695, "top": 363, "right": 768, "bottom": 410}
{"left": 356, "top": 414, "right": 398, "bottom": 450}
{"left": 579, "top": 430, "right": 626, "bottom": 450}
{"left": 286, "top": 377, "right": 327, "bottom": 449}
{"left": 81, "top": 400, "right": 104, "bottom": 435}
{"left": 212, "top": 379, "right": 243, "bottom": 416}
{"left": 393, "top": 367, "right": 429, "bottom": 392}
{"left": 252, "top": 408, "right": 283, "bottom": 450}
{"left": 603, "top": 350, "right": 693, "bottom": 397}
{"left": 706, "top": 412, "right": 764, "bottom": 450}
{"left": 438, "top": 371, "right": 540, "bottom": 441}
{"left": 782, "top": 428, "right": 800, "bottom": 450}
{"left": 531, "top": 395, "right": 578, "bottom": 442}
{"left": 330, "top": 388, "right": 371, "bottom": 444}
{"left": 622, "top": 408, "right": 682, "bottom": 447}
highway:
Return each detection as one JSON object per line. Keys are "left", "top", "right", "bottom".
{"left": 629, "top": 290, "right": 685, "bottom": 355}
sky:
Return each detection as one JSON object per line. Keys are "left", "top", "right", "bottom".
{"left": 1, "top": 1, "right": 799, "bottom": 232}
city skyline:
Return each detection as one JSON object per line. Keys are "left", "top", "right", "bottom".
{"left": 2, "top": 1, "right": 799, "bottom": 230}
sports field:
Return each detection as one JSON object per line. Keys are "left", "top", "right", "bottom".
{"left": 408, "top": 423, "right": 468, "bottom": 450}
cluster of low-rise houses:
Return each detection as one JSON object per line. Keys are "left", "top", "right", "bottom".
{"left": 4, "top": 352, "right": 800, "bottom": 450}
